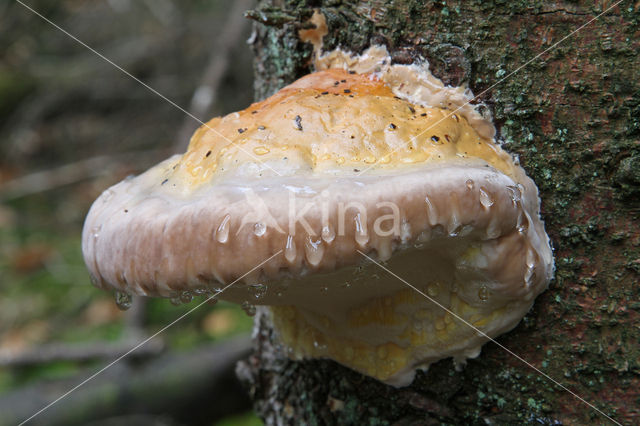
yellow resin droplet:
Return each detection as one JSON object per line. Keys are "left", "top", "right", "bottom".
{"left": 253, "top": 146, "right": 270, "bottom": 155}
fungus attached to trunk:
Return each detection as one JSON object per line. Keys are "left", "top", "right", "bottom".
{"left": 82, "top": 46, "right": 553, "bottom": 386}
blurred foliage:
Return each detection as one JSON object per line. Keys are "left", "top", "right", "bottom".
{"left": 216, "top": 411, "right": 263, "bottom": 426}
{"left": 0, "top": 0, "right": 258, "bottom": 424}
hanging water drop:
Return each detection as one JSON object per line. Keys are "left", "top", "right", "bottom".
{"left": 478, "top": 187, "right": 494, "bottom": 208}
{"left": 354, "top": 213, "right": 369, "bottom": 247}
{"left": 192, "top": 287, "right": 207, "bottom": 296}
{"left": 478, "top": 285, "right": 489, "bottom": 301}
{"left": 304, "top": 235, "right": 325, "bottom": 266}
{"left": 448, "top": 224, "right": 463, "bottom": 237}
{"left": 284, "top": 235, "right": 297, "bottom": 263}
{"left": 115, "top": 291, "right": 132, "bottom": 311}
{"left": 242, "top": 301, "right": 256, "bottom": 317}
{"left": 448, "top": 193, "right": 461, "bottom": 236}
{"left": 313, "top": 340, "right": 327, "bottom": 351}
{"left": 524, "top": 248, "right": 537, "bottom": 287}
{"left": 524, "top": 267, "right": 535, "bottom": 288}
{"left": 400, "top": 219, "right": 412, "bottom": 242}
{"left": 89, "top": 272, "right": 99, "bottom": 286}
{"left": 425, "top": 194, "right": 438, "bottom": 225}
{"left": 180, "top": 291, "right": 193, "bottom": 304}
{"left": 517, "top": 211, "right": 530, "bottom": 234}
{"left": 216, "top": 214, "right": 231, "bottom": 243}
{"left": 92, "top": 225, "right": 102, "bottom": 239}
{"left": 506, "top": 185, "right": 522, "bottom": 206}
{"left": 466, "top": 179, "right": 475, "bottom": 190}
{"left": 249, "top": 283, "right": 268, "bottom": 300}
{"left": 321, "top": 224, "right": 335, "bottom": 243}
{"left": 377, "top": 239, "right": 393, "bottom": 261}
{"left": 525, "top": 247, "right": 537, "bottom": 269}
{"left": 253, "top": 222, "right": 266, "bottom": 236}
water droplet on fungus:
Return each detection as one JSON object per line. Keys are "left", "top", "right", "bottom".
{"left": 115, "top": 291, "right": 132, "bottom": 310}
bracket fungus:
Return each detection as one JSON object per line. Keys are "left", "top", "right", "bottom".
{"left": 82, "top": 46, "right": 553, "bottom": 386}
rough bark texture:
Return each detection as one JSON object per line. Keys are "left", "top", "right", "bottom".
{"left": 238, "top": 1, "right": 640, "bottom": 424}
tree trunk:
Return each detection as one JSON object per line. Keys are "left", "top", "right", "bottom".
{"left": 237, "top": 1, "right": 640, "bottom": 424}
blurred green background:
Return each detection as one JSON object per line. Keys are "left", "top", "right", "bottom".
{"left": 0, "top": 1, "right": 261, "bottom": 424}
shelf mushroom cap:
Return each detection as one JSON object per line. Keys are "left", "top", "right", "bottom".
{"left": 82, "top": 47, "right": 554, "bottom": 386}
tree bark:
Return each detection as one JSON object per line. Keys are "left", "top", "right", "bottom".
{"left": 238, "top": 1, "right": 640, "bottom": 424}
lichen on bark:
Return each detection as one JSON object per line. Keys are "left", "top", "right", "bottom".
{"left": 240, "top": 1, "right": 640, "bottom": 424}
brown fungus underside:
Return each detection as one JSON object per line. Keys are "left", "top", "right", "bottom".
{"left": 82, "top": 47, "right": 553, "bottom": 386}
